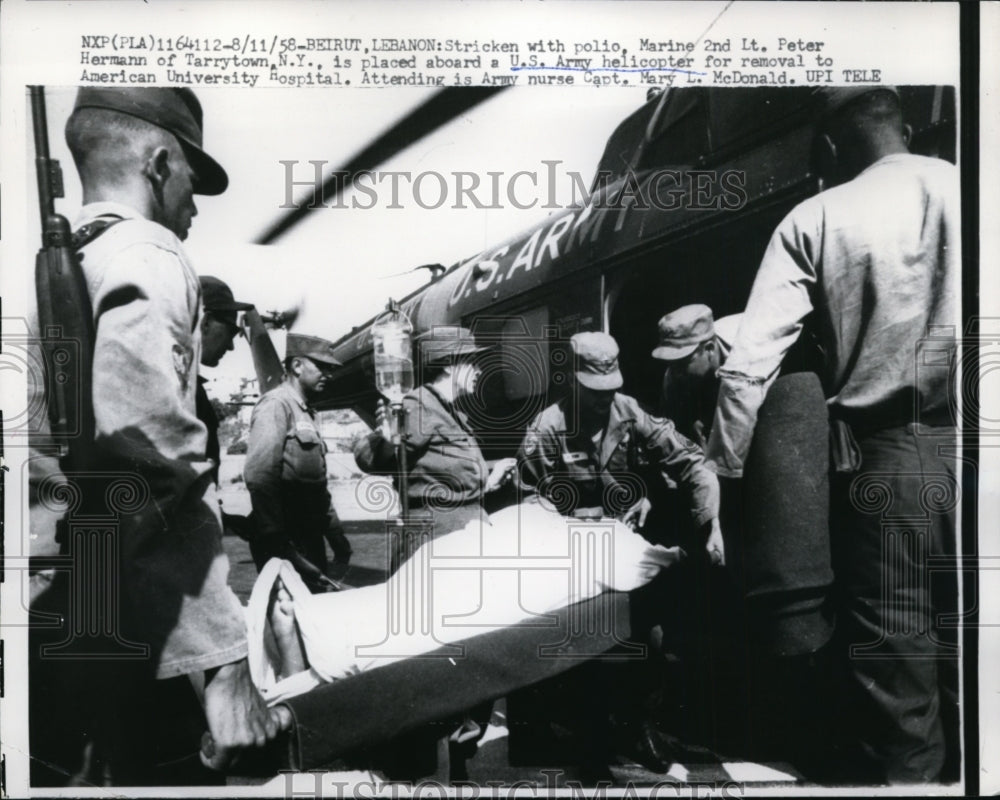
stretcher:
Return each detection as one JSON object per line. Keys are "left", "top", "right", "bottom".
{"left": 276, "top": 590, "right": 631, "bottom": 771}
{"left": 235, "top": 504, "right": 683, "bottom": 770}
{"left": 239, "top": 504, "right": 677, "bottom": 774}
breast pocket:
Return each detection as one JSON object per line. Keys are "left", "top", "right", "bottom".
{"left": 285, "top": 427, "right": 327, "bottom": 482}
{"left": 605, "top": 438, "right": 634, "bottom": 473}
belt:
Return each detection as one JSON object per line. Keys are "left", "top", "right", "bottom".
{"left": 830, "top": 416, "right": 956, "bottom": 474}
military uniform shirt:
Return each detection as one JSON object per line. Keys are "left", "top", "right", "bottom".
{"left": 354, "top": 385, "right": 490, "bottom": 509}
{"left": 245, "top": 382, "right": 330, "bottom": 541}
{"left": 519, "top": 393, "right": 719, "bottom": 526}
{"left": 707, "top": 153, "right": 959, "bottom": 478}
{"left": 29, "top": 200, "right": 248, "bottom": 679}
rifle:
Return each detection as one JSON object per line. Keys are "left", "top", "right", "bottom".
{"left": 30, "top": 86, "right": 95, "bottom": 472}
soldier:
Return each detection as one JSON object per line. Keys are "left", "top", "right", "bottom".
{"left": 517, "top": 331, "right": 724, "bottom": 772}
{"left": 706, "top": 87, "right": 960, "bottom": 783}
{"left": 196, "top": 275, "right": 257, "bottom": 542}
{"left": 519, "top": 332, "right": 723, "bottom": 555}
{"left": 354, "top": 326, "right": 517, "bottom": 573}
{"left": 196, "top": 276, "right": 252, "bottom": 478}
{"left": 652, "top": 305, "right": 741, "bottom": 448}
{"left": 30, "top": 87, "right": 283, "bottom": 785}
{"left": 245, "top": 333, "right": 351, "bottom": 591}
{"left": 655, "top": 303, "right": 837, "bottom": 773}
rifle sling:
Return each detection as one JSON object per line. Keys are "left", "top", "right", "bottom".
{"left": 71, "top": 214, "right": 124, "bottom": 251}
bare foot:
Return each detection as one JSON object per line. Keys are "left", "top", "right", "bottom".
{"left": 268, "top": 579, "right": 307, "bottom": 678}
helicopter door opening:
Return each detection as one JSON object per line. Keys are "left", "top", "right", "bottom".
{"left": 607, "top": 207, "right": 795, "bottom": 410}
{"left": 462, "top": 280, "right": 601, "bottom": 460}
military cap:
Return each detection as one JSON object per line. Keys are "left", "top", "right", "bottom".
{"left": 652, "top": 304, "right": 715, "bottom": 361}
{"left": 571, "top": 332, "right": 623, "bottom": 391}
{"left": 417, "top": 326, "right": 489, "bottom": 367}
{"left": 71, "top": 87, "right": 228, "bottom": 195}
{"left": 813, "top": 85, "right": 900, "bottom": 120}
{"left": 200, "top": 275, "right": 253, "bottom": 326}
{"left": 286, "top": 333, "right": 342, "bottom": 367}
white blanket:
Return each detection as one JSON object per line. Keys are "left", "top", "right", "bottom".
{"left": 246, "top": 503, "right": 683, "bottom": 704}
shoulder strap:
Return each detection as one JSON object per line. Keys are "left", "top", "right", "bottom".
{"left": 72, "top": 214, "right": 125, "bottom": 251}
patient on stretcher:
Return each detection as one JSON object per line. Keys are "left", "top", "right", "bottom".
{"left": 247, "top": 503, "right": 684, "bottom": 704}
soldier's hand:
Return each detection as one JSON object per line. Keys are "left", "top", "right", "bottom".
{"left": 485, "top": 457, "right": 518, "bottom": 492}
{"left": 622, "top": 497, "right": 652, "bottom": 531}
{"left": 200, "top": 658, "right": 289, "bottom": 770}
{"left": 375, "top": 400, "right": 390, "bottom": 438}
{"left": 692, "top": 420, "right": 708, "bottom": 451}
{"left": 705, "top": 518, "right": 725, "bottom": 566}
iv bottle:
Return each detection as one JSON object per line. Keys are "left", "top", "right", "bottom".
{"left": 372, "top": 303, "right": 414, "bottom": 406}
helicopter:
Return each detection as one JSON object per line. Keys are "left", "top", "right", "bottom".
{"left": 245, "top": 84, "right": 955, "bottom": 460}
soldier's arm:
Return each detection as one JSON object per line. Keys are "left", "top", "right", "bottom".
{"left": 637, "top": 406, "right": 720, "bottom": 528}
{"left": 354, "top": 395, "right": 431, "bottom": 474}
{"left": 244, "top": 396, "right": 290, "bottom": 542}
{"left": 90, "top": 243, "right": 247, "bottom": 678}
{"left": 91, "top": 243, "right": 210, "bottom": 488}
{"left": 706, "top": 207, "right": 818, "bottom": 478}
{"left": 353, "top": 430, "right": 397, "bottom": 475}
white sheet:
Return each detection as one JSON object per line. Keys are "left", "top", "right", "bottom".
{"left": 246, "top": 502, "right": 683, "bottom": 704}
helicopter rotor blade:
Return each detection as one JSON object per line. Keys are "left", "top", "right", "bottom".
{"left": 260, "top": 302, "right": 303, "bottom": 330}
{"left": 255, "top": 86, "right": 508, "bottom": 245}
{"left": 277, "top": 304, "right": 301, "bottom": 330}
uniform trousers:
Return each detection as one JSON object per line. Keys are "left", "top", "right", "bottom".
{"left": 250, "top": 483, "right": 350, "bottom": 579}
{"left": 830, "top": 423, "right": 958, "bottom": 784}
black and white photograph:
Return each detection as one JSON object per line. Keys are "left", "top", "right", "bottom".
{"left": 0, "top": 1, "right": 992, "bottom": 796}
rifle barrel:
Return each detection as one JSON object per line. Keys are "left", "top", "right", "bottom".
{"left": 30, "top": 86, "right": 54, "bottom": 226}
